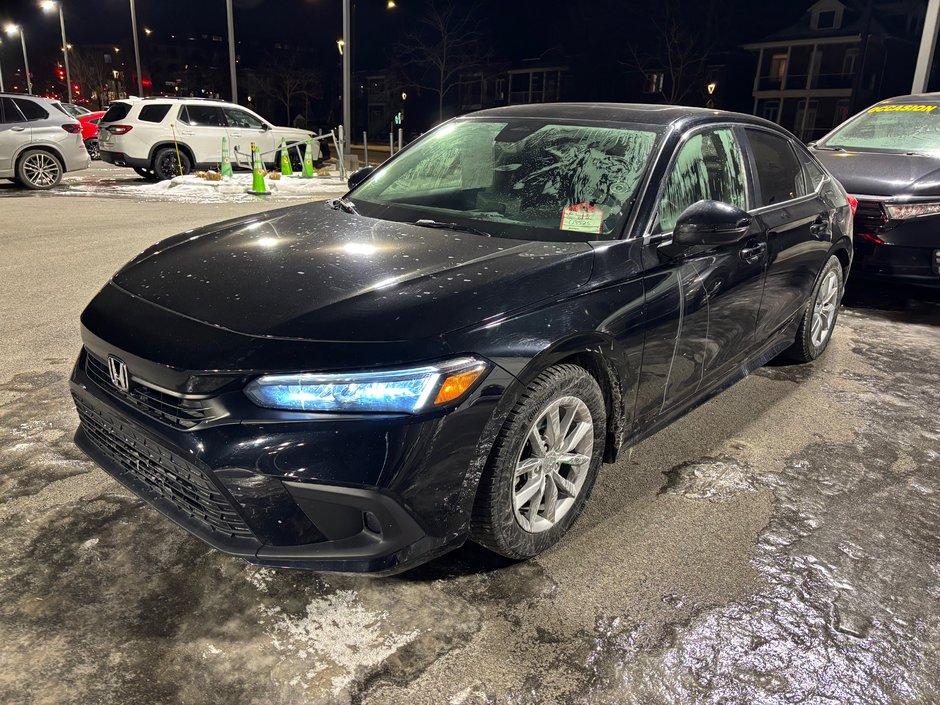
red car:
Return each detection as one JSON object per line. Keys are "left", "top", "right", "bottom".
{"left": 78, "top": 111, "right": 106, "bottom": 160}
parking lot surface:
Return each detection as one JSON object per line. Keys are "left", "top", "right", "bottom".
{"left": 1, "top": 184, "right": 938, "bottom": 705}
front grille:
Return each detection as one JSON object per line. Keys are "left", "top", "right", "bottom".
{"left": 85, "top": 351, "right": 218, "bottom": 429}
{"left": 74, "top": 394, "right": 254, "bottom": 539}
{"left": 854, "top": 199, "right": 888, "bottom": 232}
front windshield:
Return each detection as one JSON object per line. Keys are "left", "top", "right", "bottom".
{"left": 350, "top": 118, "right": 661, "bottom": 241}
{"left": 820, "top": 104, "right": 940, "bottom": 153}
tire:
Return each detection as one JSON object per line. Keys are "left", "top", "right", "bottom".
{"left": 784, "top": 255, "right": 844, "bottom": 363}
{"left": 85, "top": 138, "right": 100, "bottom": 161}
{"left": 471, "top": 364, "right": 606, "bottom": 560}
{"left": 152, "top": 147, "right": 192, "bottom": 180}
{"left": 133, "top": 166, "right": 158, "bottom": 181}
{"left": 16, "top": 149, "right": 63, "bottom": 190}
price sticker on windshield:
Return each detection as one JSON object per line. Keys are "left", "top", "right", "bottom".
{"left": 560, "top": 202, "right": 604, "bottom": 234}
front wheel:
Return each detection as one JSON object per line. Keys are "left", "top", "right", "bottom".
{"left": 152, "top": 147, "right": 191, "bottom": 180}
{"left": 784, "top": 255, "right": 844, "bottom": 363}
{"left": 471, "top": 364, "right": 606, "bottom": 560}
{"left": 16, "top": 149, "right": 63, "bottom": 190}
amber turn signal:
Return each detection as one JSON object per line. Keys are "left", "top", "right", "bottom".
{"left": 434, "top": 366, "right": 486, "bottom": 405}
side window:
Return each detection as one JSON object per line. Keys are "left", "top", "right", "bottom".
{"left": 221, "top": 107, "right": 264, "bottom": 129}
{"left": 659, "top": 128, "right": 748, "bottom": 232}
{"left": 1, "top": 97, "right": 26, "bottom": 124}
{"left": 138, "top": 104, "right": 171, "bottom": 123}
{"left": 181, "top": 105, "right": 225, "bottom": 127}
{"left": 746, "top": 129, "right": 806, "bottom": 206}
{"left": 13, "top": 99, "right": 49, "bottom": 121}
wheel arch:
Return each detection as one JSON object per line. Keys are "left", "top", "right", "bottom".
{"left": 148, "top": 141, "right": 196, "bottom": 167}
{"left": 15, "top": 144, "right": 66, "bottom": 171}
{"left": 506, "top": 332, "right": 635, "bottom": 464}
{"left": 829, "top": 237, "right": 852, "bottom": 280}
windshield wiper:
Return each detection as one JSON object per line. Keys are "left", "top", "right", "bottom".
{"left": 328, "top": 197, "right": 359, "bottom": 215}
{"left": 814, "top": 145, "right": 845, "bottom": 152}
{"left": 413, "top": 219, "right": 492, "bottom": 237}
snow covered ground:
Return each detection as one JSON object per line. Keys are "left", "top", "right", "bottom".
{"left": 0, "top": 162, "right": 350, "bottom": 203}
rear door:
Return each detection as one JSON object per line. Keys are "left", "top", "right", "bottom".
{"left": 743, "top": 128, "right": 831, "bottom": 342}
{"left": 221, "top": 106, "right": 275, "bottom": 167}
{"left": 176, "top": 104, "right": 227, "bottom": 165}
{"left": 0, "top": 98, "right": 30, "bottom": 174}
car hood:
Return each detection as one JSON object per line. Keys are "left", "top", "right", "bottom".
{"left": 111, "top": 203, "right": 594, "bottom": 342}
{"left": 814, "top": 149, "right": 940, "bottom": 198}
{"left": 273, "top": 126, "right": 315, "bottom": 140}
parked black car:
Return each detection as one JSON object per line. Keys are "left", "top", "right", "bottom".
{"left": 71, "top": 104, "right": 853, "bottom": 574}
{"left": 813, "top": 94, "right": 940, "bottom": 287}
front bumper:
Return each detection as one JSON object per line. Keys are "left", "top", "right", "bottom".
{"left": 70, "top": 348, "right": 508, "bottom": 574}
{"left": 852, "top": 203, "right": 940, "bottom": 287}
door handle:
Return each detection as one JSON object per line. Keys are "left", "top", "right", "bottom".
{"left": 11, "top": 126, "right": 25, "bottom": 132}
{"left": 810, "top": 216, "right": 830, "bottom": 238}
{"left": 739, "top": 242, "right": 766, "bottom": 264}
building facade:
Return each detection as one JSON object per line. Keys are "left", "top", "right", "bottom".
{"left": 744, "top": 0, "right": 924, "bottom": 141}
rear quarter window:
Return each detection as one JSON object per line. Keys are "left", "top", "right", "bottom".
{"left": 138, "top": 104, "right": 171, "bottom": 123}
{"left": 13, "top": 99, "right": 49, "bottom": 121}
{"left": 101, "top": 102, "right": 132, "bottom": 123}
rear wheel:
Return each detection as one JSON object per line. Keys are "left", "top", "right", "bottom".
{"left": 85, "top": 138, "right": 100, "bottom": 160}
{"left": 784, "top": 255, "right": 844, "bottom": 363}
{"left": 16, "top": 149, "right": 63, "bottom": 190}
{"left": 152, "top": 147, "right": 191, "bottom": 180}
{"left": 471, "top": 364, "right": 606, "bottom": 560}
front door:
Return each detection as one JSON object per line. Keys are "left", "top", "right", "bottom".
{"left": 634, "top": 126, "right": 766, "bottom": 425}
{"left": 221, "top": 106, "right": 275, "bottom": 168}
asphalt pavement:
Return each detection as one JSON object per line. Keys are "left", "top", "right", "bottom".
{"left": 1, "top": 173, "right": 939, "bottom": 705}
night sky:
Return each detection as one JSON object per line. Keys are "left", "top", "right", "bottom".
{"left": 1, "top": 0, "right": 804, "bottom": 76}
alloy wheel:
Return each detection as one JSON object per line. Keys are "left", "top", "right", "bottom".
{"left": 22, "top": 153, "right": 61, "bottom": 188}
{"left": 513, "top": 395, "right": 594, "bottom": 533}
{"left": 811, "top": 270, "right": 840, "bottom": 348}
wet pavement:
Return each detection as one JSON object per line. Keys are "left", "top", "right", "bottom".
{"left": 2, "top": 197, "right": 939, "bottom": 704}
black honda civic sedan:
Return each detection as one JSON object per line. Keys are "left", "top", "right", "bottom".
{"left": 812, "top": 94, "right": 940, "bottom": 287}
{"left": 71, "top": 104, "right": 853, "bottom": 574}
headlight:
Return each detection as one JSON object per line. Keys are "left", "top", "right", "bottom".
{"left": 884, "top": 201, "right": 940, "bottom": 220}
{"left": 244, "top": 357, "right": 488, "bottom": 413}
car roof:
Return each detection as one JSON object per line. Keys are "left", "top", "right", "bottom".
{"left": 875, "top": 93, "right": 940, "bottom": 105}
{"left": 467, "top": 102, "right": 789, "bottom": 133}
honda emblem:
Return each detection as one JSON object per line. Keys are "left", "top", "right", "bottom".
{"left": 107, "top": 355, "right": 130, "bottom": 392}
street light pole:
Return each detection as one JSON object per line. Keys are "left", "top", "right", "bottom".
{"left": 19, "top": 30, "right": 31, "bottom": 95}
{"left": 42, "top": 3, "right": 73, "bottom": 102}
{"left": 0, "top": 39, "right": 5, "bottom": 93}
{"left": 57, "top": 5, "right": 71, "bottom": 102}
{"left": 225, "top": 0, "right": 238, "bottom": 103}
{"left": 342, "top": 0, "right": 351, "bottom": 158}
{"left": 913, "top": 0, "right": 940, "bottom": 93}
{"left": 128, "top": 0, "right": 143, "bottom": 96}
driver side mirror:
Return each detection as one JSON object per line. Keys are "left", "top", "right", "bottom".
{"left": 672, "top": 200, "right": 752, "bottom": 248}
{"left": 347, "top": 165, "right": 375, "bottom": 189}
{"left": 261, "top": 123, "right": 271, "bottom": 131}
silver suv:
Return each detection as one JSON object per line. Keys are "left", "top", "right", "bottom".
{"left": 0, "top": 94, "right": 90, "bottom": 190}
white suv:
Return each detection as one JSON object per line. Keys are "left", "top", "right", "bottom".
{"left": 98, "top": 97, "right": 318, "bottom": 180}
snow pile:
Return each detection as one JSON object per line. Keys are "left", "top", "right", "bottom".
{"left": 143, "top": 172, "right": 349, "bottom": 201}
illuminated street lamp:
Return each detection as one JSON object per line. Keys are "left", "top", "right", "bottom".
{"left": 3, "top": 24, "right": 32, "bottom": 95}
{"left": 41, "top": 1, "right": 73, "bottom": 103}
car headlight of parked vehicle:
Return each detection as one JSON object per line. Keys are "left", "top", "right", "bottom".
{"left": 244, "top": 357, "right": 489, "bottom": 413}
{"left": 884, "top": 201, "right": 940, "bottom": 220}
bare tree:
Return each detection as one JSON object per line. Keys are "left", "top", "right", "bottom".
{"left": 70, "top": 49, "right": 120, "bottom": 109}
{"left": 626, "top": 2, "right": 711, "bottom": 105}
{"left": 395, "top": 1, "right": 486, "bottom": 123}
{"left": 252, "top": 50, "right": 322, "bottom": 125}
